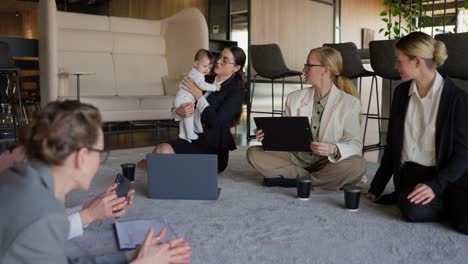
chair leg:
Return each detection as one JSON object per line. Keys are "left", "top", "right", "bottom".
{"left": 363, "top": 75, "right": 375, "bottom": 146}
{"left": 358, "top": 77, "right": 363, "bottom": 99}
{"left": 15, "top": 73, "right": 25, "bottom": 126}
{"left": 271, "top": 79, "right": 274, "bottom": 117}
{"left": 280, "top": 77, "right": 285, "bottom": 116}
{"left": 247, "top": 75, "right": 258, "bottom": 141}
{"left": 375, "top": 80, "right": 382, "bottom": 145}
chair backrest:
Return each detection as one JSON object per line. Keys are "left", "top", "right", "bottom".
{"left": 0, "top": 42, "right": 15, "bottom": 69}
{"left": 369, "top": 39, "right": 401, "bottom": 80}
{"left": 323, "top": 42, "right": 370, "bottom": 79}
{"left": 434, "top": 32, "right": 468, "bottom": 80}
{"left": 250, "top": 44, "right": 290, "bottom": 79}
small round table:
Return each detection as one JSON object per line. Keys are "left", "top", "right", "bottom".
{"left": 60, "top": 71, "right": 95, "bottom": 102}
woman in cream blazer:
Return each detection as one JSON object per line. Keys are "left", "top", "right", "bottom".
{"left": 247, "top": 47, "right": 366, "bottom": 190}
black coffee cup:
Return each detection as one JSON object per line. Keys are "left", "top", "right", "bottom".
{"left": 343, "top": 185, "right": 362, "bottom": 211}
{"left": 297, "top": 176, "right": 312, "bottom": 200}
{"left": 121, "top": 163, "right": 136, "bottom": 182}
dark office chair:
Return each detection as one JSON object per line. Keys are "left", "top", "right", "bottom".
{"left": 323, "top": 42, "right": 375, "bottom": 97}
{"left": 435, "top": 32, "right": 468, "bottom": 81}
{"left": 247, "top": 43, "right": 303, "bottom": 139}
{"left": 365, "top": 39, "right": 401, "bottom": 151}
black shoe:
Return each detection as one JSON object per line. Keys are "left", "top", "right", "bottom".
{"left": 262, "top": 176, "right": 297, "bottom": 188}
{"left": 375, "top": 192, "right": 398, "bottom": 205}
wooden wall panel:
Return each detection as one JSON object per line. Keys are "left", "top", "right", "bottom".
{"left": 109, "top": 0, "right": 131, "bottom": 17}
{"left": 251, "top": 0, "right": 334, "bottom": 72}
{"left": 0, "top": 9, "right": 37, "bottom": 39}
{"left": 109, "top": 0, "right": 208, "bottom": 20}
{"left": 341, "top": 0, "right": 386, "bottom": 47}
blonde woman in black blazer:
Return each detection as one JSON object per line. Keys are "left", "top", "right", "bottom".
{"left": 364, "top": 32, "right": 468, "bottom": 235}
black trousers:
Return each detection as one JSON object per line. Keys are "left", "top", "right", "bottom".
{"left": 398, "top": 162, "right": 468, "bottom": 234}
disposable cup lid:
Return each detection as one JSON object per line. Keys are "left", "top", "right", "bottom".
{"left": 121, "top": 163, "right": 136, "bottom": 168}
{"left": 297, "top": 176, "right": 312, "bottom": 183}
{"left": 342, "top": 185, "right": 362, "bottom": 193}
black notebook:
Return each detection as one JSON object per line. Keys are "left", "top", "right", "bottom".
{"left": 254, "top": 116, "right": 313, "bottom": 152}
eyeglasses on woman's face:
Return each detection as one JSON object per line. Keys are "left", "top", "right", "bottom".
{"left": 81, "top": 146, "right": 110, "bottom": 165}
{"left": 303, "top": 63, "right": 323, "bottom": 70}
{"left": 217, "top": 54, "right": 235, "bottom": 65}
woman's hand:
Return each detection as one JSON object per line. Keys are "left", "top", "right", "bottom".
{"left": 132, "top": 228, "right": 192, "bottom": 264}
{"left": 80, "top": 184, "right": 136, "bottom": 225}
{"left": 407, "top": 184, "right": 435, "bottom": 205}
{"left": 310, "top": 142, "right": 338, "bottom": 156}
{"left": 253, "top": 128, "right": 264, "bottom": 142}
{"left": 175, "top": 103, "right": 194, "bottom": 118}
{"left": 181, "top": 76, "right": 203, "bottom": 100}
{"left": 361, "top": 192, "right": 377, "bottom": 201}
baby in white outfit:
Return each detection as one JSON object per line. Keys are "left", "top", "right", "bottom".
{"left": 174, "top": 49, "right": 219, "bottom": 141}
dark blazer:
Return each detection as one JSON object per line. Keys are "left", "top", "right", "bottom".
{"left": 369, "top": 78, "right": 468, "bottom": 197}
{"left": 200, "top": 74, "right": 244, "bottom": 152}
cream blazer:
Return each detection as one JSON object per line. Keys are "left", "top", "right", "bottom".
{"left": 284, "top": 84, "right": 363, "bottom": 163}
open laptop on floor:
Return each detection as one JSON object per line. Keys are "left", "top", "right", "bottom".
{"left": 254, "top": 116, "right": 313, "bottom": 152}
{"left": 146, "top": 154, "right": 220, "bottom": 200}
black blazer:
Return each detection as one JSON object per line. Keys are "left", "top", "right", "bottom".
{"left": 369, "top": 78, "right": 468, "bottom": 197}
{"left": 199, "top": 74, "right": 244, "bottom": 152}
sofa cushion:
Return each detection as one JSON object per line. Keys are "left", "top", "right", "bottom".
{"left": 99, "top": 110, "right": 172, "bottom": 122}
{"left": 58, "top": 11, "right": 109, "bottom": 31}
{"left": 58, "top": 51, "right": 116, "bottom": 96}
{"left": 74, "top": 96, "right": 140, "bottom": 111}
{"left": 62, "top": 96, "right": 174, "bottom": 122}
{"left": 113, "top": 33, "right": 165, "bottom": 55}
{"left": 140, "top": 95, "right": 175, "bottom": 110}
{"left": 162, "top": 75, "right": 184, "bottom": 96}
{"left": 59, "top": 29, "right": 113, "bottom": 53}
{"left": 113, "top": 54, "right": 168, "bottom": 96}
{"left": 109, "top": 16, "right": 162, "bottom": 36}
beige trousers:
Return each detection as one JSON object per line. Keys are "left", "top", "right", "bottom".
{"left": 246, "top": 146, "right": 367, "bottom": 191}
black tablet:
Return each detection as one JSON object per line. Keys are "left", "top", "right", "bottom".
{"left": 254, "top": 117, "right": 313, "bottom": 152}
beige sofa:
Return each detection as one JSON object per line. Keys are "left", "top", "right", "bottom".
{"left": 38, "top": 0, "right": 208, "bottom": 122}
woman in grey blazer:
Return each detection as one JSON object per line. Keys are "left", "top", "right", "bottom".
{"left": 0, "top": 101, "right": 192, "bottom": 263}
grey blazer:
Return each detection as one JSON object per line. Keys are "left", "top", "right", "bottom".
{"left": 0, "top": 161, "right": 127, "bottom": 264}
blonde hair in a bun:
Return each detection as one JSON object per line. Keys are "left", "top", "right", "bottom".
{"left": 396, "top": 31, "right": 447, "bottom": 68}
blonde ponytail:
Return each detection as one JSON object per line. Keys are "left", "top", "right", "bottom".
{"left": 336, "top": 76, "right": 358, "bottom": 97}
{"left": 433, "top": 40, "right": 448, "bottom": 67}
{"left": 308, "top": 47, "right": 359, "bottom": 98}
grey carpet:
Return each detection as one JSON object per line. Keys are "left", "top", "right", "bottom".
{"left": 65, "top": 147, "right": 468, "bottom": 264}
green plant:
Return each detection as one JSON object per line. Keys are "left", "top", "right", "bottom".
{"left": 379, "top": 0, "right": 431, "bottom": 38}
{"left": 380, "top": 0, "right": 468, "bottom": 37}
